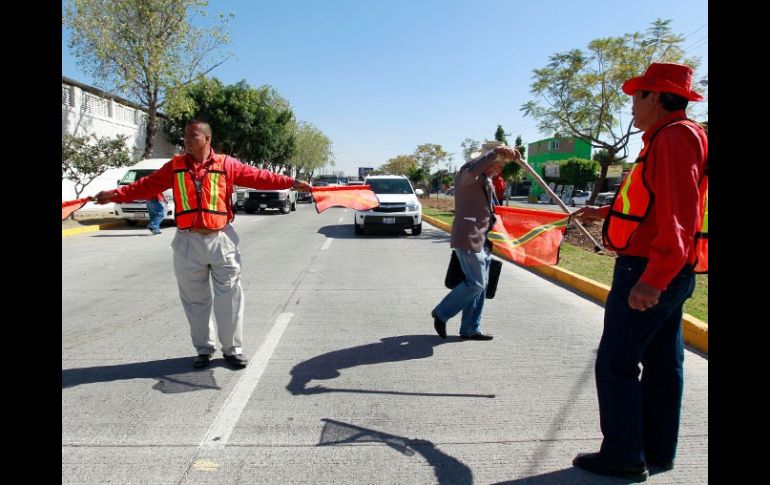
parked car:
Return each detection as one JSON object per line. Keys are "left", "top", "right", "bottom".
{"left": 569, "top": 189, "right": 591, "bottom": 206}
{"left": 354, "top": 175, "right": 423, "bottom": 235}
{"left": 596, "top": 191, "right": 617, "bottom": 206}
{"left": 113, "top": 159, "right": 175, "bottom": 226}
{"left": 242, "top": 188, "right": 297, "bottom": 214}
{"left": 296, "top": 182, "right": 313, "bottom": 203}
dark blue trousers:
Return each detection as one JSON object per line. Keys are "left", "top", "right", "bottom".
{"left": 596, "top": 256, "right": 696, "bottom": 465}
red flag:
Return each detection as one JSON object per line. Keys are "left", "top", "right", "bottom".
{"left": 487, "top": 206, "right": 570, "bottom": 266}
{"left": 312, "top": 185, "right": 380, "bottom": 213}
{"left": 62, "top": 197, "right": 92, "bottom": 220}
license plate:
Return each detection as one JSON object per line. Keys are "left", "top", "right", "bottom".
{"left": 383, "top": 217, "right": 395, "bottom": 224}
{"left": 259, "top": 204, "right": 267, "bottom": 208}
{"left": 133, "top": 212, "right": 147, "bottom": 219}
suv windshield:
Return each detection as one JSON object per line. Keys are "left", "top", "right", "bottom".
{"left": 367, "top": 178, "right": 413, "bottom": 194}
{"left": 119, "top": 169, "right": 156, "bottom": 184}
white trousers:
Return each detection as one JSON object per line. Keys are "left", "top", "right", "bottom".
{"left": 171, "top": 224, "right": 244, "bottom": 356}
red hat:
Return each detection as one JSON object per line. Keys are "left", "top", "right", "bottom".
{"left": 622, "top": 62, "right": 703, "bottom": 101}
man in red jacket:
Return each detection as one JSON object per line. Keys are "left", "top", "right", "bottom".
{"left": 94, "top": 119, "right": 311, "bottom": 370}
{"left": 572, "top": 63, "right": 707, "bottom": 481}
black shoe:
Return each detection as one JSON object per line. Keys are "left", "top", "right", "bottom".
{"left": 460, "top": 332, "right": 494, "bottom": 340}
{"left": 573, "top": 452, "right": 648, "bottom": 482}
{"left": 431, "top": 310, "right": 446, "bottom": 339}
{"left": 224, "top": 353, "right": 248, "bottom": 368}
{"left": 193, "top": 354, "right": 211, "bottom": 369}
{"left": 647, "top": 459, "right": 674, "bottom": 472}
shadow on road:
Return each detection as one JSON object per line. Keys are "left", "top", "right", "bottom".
{"left": 318, "top": 418, "right": 473, "bottom": 485}
{"left": 287, "top": 334, "right": 494, "bottom": 398}
{"left": 62, "top": 357, "right": 228, "bottom": 393}
{"left": 491, "top": 466, "right": 625, "bottom": 484}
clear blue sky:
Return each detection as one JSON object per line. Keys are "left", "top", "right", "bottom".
{"left": 62, "top": 0, "right": 708, "bottom": 177}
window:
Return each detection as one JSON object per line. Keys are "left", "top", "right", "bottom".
{"left": 62, "top": 84, "right": 73, "bottom": 107}
{"left": 114, "top": 103, "right": 135, "bottom": 124}
{"left": 549, "top": 140, "right": 560, "bottom": 150}
{"left": 82, "top": 92, "right": 109, "bottom": 117}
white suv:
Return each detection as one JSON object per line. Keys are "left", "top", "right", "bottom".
{"left": 354, "top": 175, "right": 423, "bottom": 235}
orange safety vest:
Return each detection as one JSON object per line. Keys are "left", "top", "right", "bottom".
{"left": 603, "top": 119, "right": 708, "bottom": 273}
{"left": 171, "top": 154, "right": 231, "bottom": 230}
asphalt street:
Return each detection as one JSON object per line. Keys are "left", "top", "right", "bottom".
{"left": 62, "top": 202, "right": 708, "bottom": 484}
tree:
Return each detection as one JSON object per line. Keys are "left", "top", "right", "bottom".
{"left": 521, "top": 18, "right": 699, "bottom": 204}
{"left": 494, "top": 125, "right": 508, "bottom": 144}
{"left": 460, "top": 138, "right": 480, "bottom": 162}
{"left": 289, "top": 121, "right": 334, "bottom": 180}
{"left": 413, "top": 143, "right": 448, "bottom": 196}
{"left": 64, "top": 0, "right": 233, "bottom": 159}
{"left": 62, "top": 133, "right": 133, "bottom": 217}
{"left": 378, "top": 155, "right": 418, "bottom": 175}
{"left": 558, "top": 158, "right": 600, "bottom": 189}
{"left": 164, "top": 78, "right": 296, "bottom": 171}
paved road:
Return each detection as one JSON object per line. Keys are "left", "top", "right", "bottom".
{"left": 62, "top": 203, "right": 707, "bottom": 484}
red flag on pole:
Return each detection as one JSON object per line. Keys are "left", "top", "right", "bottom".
{"left": 487, "top": 206, "right": 570, "bottom": 266}
{"left": 312, "top": 185, "right": 380, "bottom": 213}
{"left": 62, "top": 197, "right": 92, "bottom": 221}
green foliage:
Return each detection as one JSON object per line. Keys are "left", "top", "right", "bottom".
{"left": 521, "top": 19, "right": 699, "bottom": 200}
{"left": 64, "top": 0, "right": 233, "bottom": 158}
{"left": 164, "top": 77, "right": 296, "bottom": 170}
{"left": 460, "top": 138, "right": 479, "bottom": 162}
{"left": 62, "top": 133, "right": 133, "bottom": 199}
{"left": 412, "top": 144, "right": 448, "bottom": 194}
{"left": 494, "top": 125, "right": 508, "bottom": 144}
{"left": 555, "top": 158, "right": 600, "bottom": 189}
{"left": 290, "top": 121, "right": 334, "bottom": 180}
{"left": 378, "top": 155, "right": 418, "bottom": 175}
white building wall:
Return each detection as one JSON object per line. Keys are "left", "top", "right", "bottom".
{"left": 62, "top": 79, "right": 179, "bottom": 212}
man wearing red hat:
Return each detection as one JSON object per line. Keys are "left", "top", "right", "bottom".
{"left": 574, "top": 62, "right": 708, "bottom": 481}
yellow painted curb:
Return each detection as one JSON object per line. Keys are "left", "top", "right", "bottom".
{"left": 422, "top": 214, "right": 708, "bottom": 354}
{"left": 62, "top": 221, "right": 125, "bottom": 237}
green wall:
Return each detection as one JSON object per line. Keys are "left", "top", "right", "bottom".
{"left": 526, "top": 137, "right": 591, "bottom": 199}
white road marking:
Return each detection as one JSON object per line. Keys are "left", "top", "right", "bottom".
{"left": 198, "top": 312, "right": 294, "bottom": 451}
{"left": 321, "top": 238, "right": 333, "bottom": 250}
{"left": 337, "top": 216, "right": 344, "bottom": 223}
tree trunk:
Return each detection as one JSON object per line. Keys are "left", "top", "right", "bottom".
{"left": 142, "top": 104, "right": 158, "bottom": 159}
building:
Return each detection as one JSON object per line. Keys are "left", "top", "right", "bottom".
{"left": 62, "top": 76, "right": 177, "bottom": 210}
{"left": 525, "top": 136, "right": 592, "bottom": 200}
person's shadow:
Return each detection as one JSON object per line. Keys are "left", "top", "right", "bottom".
{"left": 318, "top": 418, "right": 473, "bottom": 485}
{"left": 287, "top": 334, "right": 494, "bottom": 398}
{"left": 62, "top": 357, "right": 226, "bottom": 393}
{"left": 490, "top": 467, "right": 630, "bottom": 484}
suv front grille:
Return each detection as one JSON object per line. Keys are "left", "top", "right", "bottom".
{"left": 373, "top": 203, "right": 406, "bottom": 213}
{"left": 248, "top": 192, "right": 280, "bottom": 201}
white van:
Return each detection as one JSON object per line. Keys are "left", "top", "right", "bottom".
{"left": 354, "top": 175, "right": 423, "bottom": 235}
{"left": 113, "top": 158, "right": 175, "bottom": 226}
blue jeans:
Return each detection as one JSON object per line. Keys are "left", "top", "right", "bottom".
{"left": 146, "top": 199, "right": 165, "bottom": 232}
{"left": 433, "top": 244, "right": 491, "bottom": 336}
{"left": 596, "top": 256, "right": 696, "bottom": 465}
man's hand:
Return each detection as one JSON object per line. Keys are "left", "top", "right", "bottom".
{"left": 293, "top": 180, "right": 312, "bottom": 192}
{"left": 628, "top": 281, "right": 661, "bottom": 311}
{"left": 573, "top": 205, "right": 608, "bottom": 223}
{"left": 93, "top": 191, "right": 117, "bottom": 205}
{"left": 492, "top": 145, "right": 521, "bottom": 163}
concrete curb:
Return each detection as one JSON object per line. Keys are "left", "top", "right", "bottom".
{"left": 422, "top": 214, "right": 708, "bottom": 354}
{"left": 62, "top": 221, "right": 125, "bottom": 237}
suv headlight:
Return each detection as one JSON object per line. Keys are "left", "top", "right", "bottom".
{"left": 278, "top": 192, "right": 288, "bottom": 200}
{"left": 244, "top": 192, "right": 250, "bottom": 199}
{"left": 406, "top": 202, "right": 419, "bottom": 211}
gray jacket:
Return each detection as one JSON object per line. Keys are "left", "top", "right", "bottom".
{"left": 450, "top": 151, "right": 498, "bottom": 252}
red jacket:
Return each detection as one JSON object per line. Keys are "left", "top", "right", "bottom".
{"left": 110, "top": 149, "right": 295, "bottom": 229}
{"left": 492, "top": 175, "right": 506, "bottom": 202}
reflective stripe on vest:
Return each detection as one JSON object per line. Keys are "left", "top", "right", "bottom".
{"left": 603, "top": 119, "right": 708, "bottom": 273}
{"left": 171, "top": 154, "right": 230, "bottom": 230}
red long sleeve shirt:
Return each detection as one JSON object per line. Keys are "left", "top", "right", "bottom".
{"left": 619, "top": 110, "right": 707, "bottom": 291}
{"left": 110, "top": 149, "right": 295, "bottom": 229}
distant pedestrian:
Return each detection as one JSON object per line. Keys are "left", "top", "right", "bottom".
{"left": 145, "top": 193, "right": 166, "bottom": 235}
{"left": 572, "top": 62, "right": 708, "bottom": 481}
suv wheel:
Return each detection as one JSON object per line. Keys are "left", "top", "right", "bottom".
{"left": 280, "top": 202, "right": 291, "bottom": 214}
{"left": 291, "top": 201, "right": 297, "bottom": 211}
{"left": 354, "top": 220, "right": 363, "bottom": 235}
{"left": 411, "top": 222, "right": 422, "bottom": 236}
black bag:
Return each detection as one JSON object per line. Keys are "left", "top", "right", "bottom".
{"left": 444, "top": 252, "right": 502, "bottom": 299}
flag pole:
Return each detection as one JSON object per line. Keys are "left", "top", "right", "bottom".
{"left": 506, "top": 155, "right": 603, "bottom": 252}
